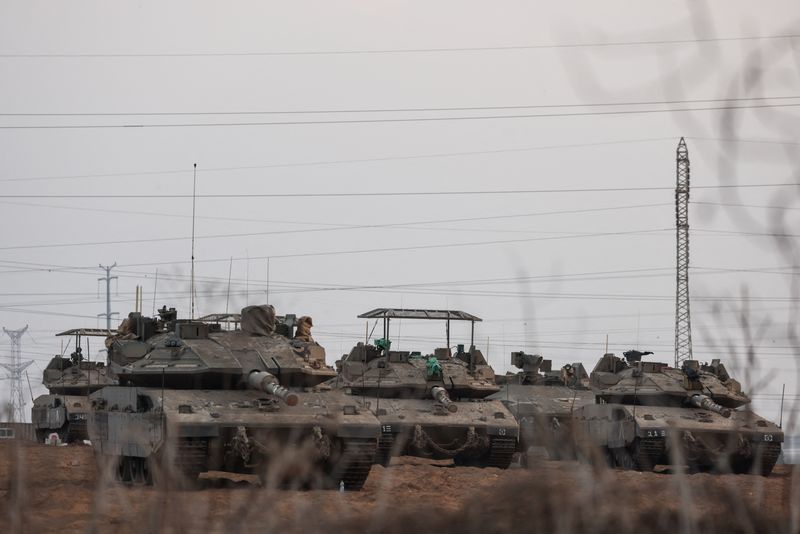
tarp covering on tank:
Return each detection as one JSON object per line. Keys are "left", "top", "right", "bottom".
{"left": 241, "top": 305, "right": 276, "bottom": 336}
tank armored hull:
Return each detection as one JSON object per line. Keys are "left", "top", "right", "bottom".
{"left": 31, "top": 393, "right": 91, "bottom": 443}
{"left": 574, "top": 403, "right": 783, "bottom": 474}
{"left": 88, "top": 386, "right": 379, "bottom": 489}
{"left": 371, "top": 397, "right": 518, "bottom": 468}
{"left": 491, "top": 384, "right": 594, "bottom": 461}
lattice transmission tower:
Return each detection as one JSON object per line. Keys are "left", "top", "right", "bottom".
{"left": 0, "top": 326, "right": 33, "bottom": 423}
{"left": 674, "top": 138, "right": 693, "bottom": 368}
{"left": 98, "top": 263, "right": 118, "bottom": 330}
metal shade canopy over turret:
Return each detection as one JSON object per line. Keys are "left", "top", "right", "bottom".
{"left": 357, "top": 308, "right": 482, "bottom": 349}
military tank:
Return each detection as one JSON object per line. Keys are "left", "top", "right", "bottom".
{"left": 573, "top": 350, "right": 784, "bottom": 475}
{"left": 88, "top": 305, "right": 380, "bottom": 490}
{"left": 31, "top": 329, "right": 116, "bottom": 443}
{"left": 330, "top": 308, "right": 519, "bottom": 468}
{"left": 489, "top": 351, "right": 594, "bottom": 462}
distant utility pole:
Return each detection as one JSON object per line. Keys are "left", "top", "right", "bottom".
{"left": 0, "top": 326, "right": 33, "bottom": 423}
{"left": 98, "top": 263, "right": 118, "bottom": 330}
{"left": 674, "top": 138, "right": 693, "bottom": 368}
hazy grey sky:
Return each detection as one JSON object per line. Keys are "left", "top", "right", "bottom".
{"left": 0, "top": 1, "right": 798, "bottom": 425}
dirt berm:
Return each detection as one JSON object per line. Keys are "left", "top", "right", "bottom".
{"left": 0, "top": 442, "right": 797, "bottom": 533}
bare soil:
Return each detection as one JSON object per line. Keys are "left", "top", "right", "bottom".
{"left": 0, "top": 442, "right": 797, "bottom": 533}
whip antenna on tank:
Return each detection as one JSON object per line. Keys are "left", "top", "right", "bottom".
{"left": 152, "top": 269, "right": 159, "bottom": 316}
{"left": 190, "top": 163, "right": 197, "bottom": 320}
{"left": 225, "top": 257, "right": 233, "bottom": 316}
{"left": 779, "top": 383, "right": 786, "bottom": 428}
{"left": 266, "top": 257, "right": 270, "bottom": 304}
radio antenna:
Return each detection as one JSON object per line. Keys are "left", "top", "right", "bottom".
{"left": 190, "top": 163, "right": 197, "bottom": 320}
{"left": 152, "top": 268, "right": 159, "bottom": 316}
{"left": 225, "top": 257, "right": 233, "bottom": 316}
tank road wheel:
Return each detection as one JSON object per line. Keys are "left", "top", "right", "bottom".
{"left": 117, "top": 457, "right": 133, "bottom": 483}
{"left": 612, "top": 447, "right": 637, "bottom": 470}
{"left": 327, "top": 438, "right": 376, "bottom": 491}
{"left": 129, "top": 457, "right": 151, "bottom": 486}
{"left": 603, "top": 447, "right": 616, "bottom": 468}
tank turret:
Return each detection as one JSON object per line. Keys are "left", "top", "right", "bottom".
{"left": 573, "top": 350, "right": 783, "bottom": 475}
{"left": 589, "top": 352, "right": 749, "bottom": 409}
{"left": 106, "top": 304, "right": 335, "bottom": 390}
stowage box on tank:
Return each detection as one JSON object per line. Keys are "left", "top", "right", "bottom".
{"left": 330, "top": 308, "right": 519, "bottom": 468}
{"left": 573, "top": 350, "right": 783, "bottom": 475}
{"left": 88, "top": 305, "right": 380, "bottom": 490}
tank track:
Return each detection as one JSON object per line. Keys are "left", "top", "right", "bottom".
{"left": 754, "top": 442, "right": 782, "bottom": 476}
{"left": 175, "top": 438, "right": 209, "bottom": 479}
{"left": 375, "top": 432, "right": 394, "bottom": 467}
{"left": 486, "top": 437, "right": 516, "bottom": 469}
{"left": 330, "top": 438, "right": 376, "bottom": 491}
{"left": 634, "top": 438, "right": 665, "bottom": 471}
{"left": 66, "top": 420, "right": 88, "bottom": 442}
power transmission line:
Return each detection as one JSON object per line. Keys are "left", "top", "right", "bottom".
{"left": 2, "top": 102, "right": 798, "bottom": 129}
{"left": 695, "top": 201, "right": 800, "bottom": 211}
{"left": 3, "top": 261, "right": 795, "bottom": 295}
{"left": 0, "top": 32, "right": 796, "bottom": 58}
{"left": 0, "top": 221, "right": 787, "bottom": 253}
{"left": 3, "top": 95, "right": 798, "bottom": 116}
{"left": 0, "top": 227, "right": 671, "bottom": 252}
{"left": 0, "top": 201, "right": 672, "bottom": 236}
{"left": 2, "top": 135, "right": 796, "bottom": 184}
{"left": 0, "top": 138, "right": 676, "bottom": 183}
{"left": 0, "top": 182, "right": 795, "bottom": 199}
{"left": 1, "top": 280, "right": 797, "bottom": 309}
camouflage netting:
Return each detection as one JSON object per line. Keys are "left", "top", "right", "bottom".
{"left": 241, "top": 305, "right": 276, "bottom": 336}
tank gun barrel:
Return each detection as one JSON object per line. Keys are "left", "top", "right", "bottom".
{"left": 247, "top": 370, "right": 299, "bottom": 406}
{"left": 689, "top": 394, "right": 731, "bottom": 418}
{"left": 431, "top": 386, "right": 458, "bottom": 413}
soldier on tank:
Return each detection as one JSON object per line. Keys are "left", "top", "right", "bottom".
{"left": 294, "top": 316, "right": 315, "bottom": 343}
